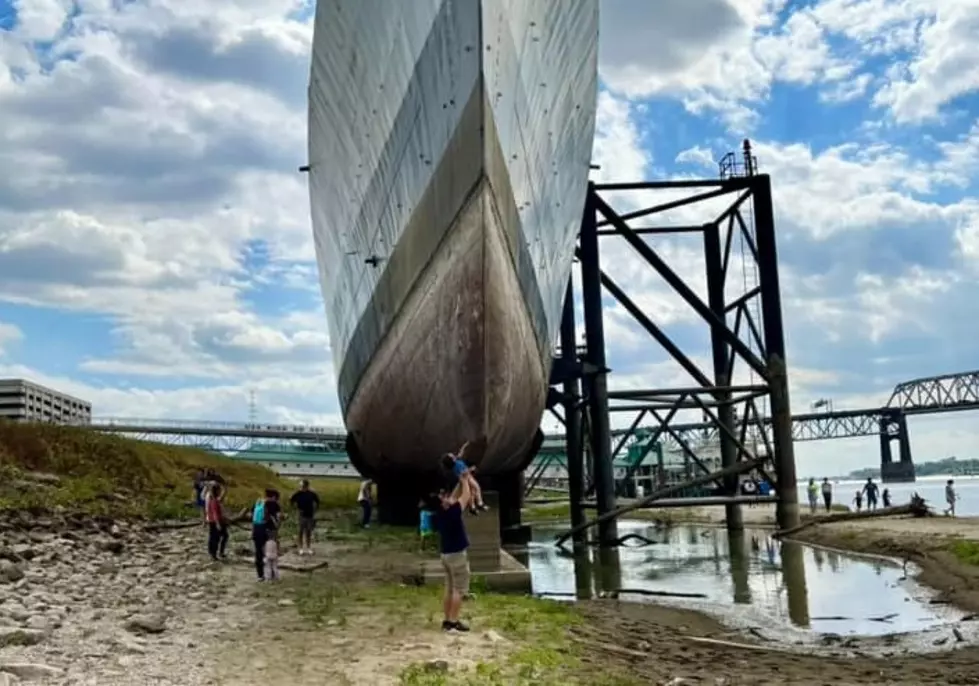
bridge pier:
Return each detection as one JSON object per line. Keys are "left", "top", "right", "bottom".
{"left": 879, "top": 409, "right": 916, "bottom": 483}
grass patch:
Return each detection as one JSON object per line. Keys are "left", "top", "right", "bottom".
{"left": 280, "top": 575, "right": 639, "bottom": 685}
{"left": 949, "top": 540, "right": 979, "bottom": 566}
{"left": 522, "top": 502, "right": 572, "bottom": 522}
{"left": 0, "top": 421, "right": 357, "bottom": 520}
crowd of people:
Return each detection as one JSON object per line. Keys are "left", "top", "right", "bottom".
{"left": 806, "top": 476, "right": 963, "bottom": 516}
{"left": 193, "top": 470, "right": 324, "bottom": 582}
{"left": 190, "top": 439, "right": 486, "bottom": 632}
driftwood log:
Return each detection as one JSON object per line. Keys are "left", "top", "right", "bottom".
{"left": 554, "top": 456, "right": 767, "bottom": 546}
{"left": 774, "top": 498, "right": 931, "bottom": 539}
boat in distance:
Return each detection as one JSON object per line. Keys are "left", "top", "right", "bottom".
{"left": 307, "top": 0, "right": 599, "bottom": 481}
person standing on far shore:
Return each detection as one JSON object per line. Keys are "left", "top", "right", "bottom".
{"left": 806, "top": 479, "right": 819, "bottom": 513}
{"left": 862, "top": 478, "right": 880, "bottom": 511}
{"left": 945, "top": 480, "right": 957, "bottom": 517}
{"left": 821, "top": 478, "right": 832, "bottom": 511}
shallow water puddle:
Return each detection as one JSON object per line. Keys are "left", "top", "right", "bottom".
{"left": 521, "top": 520, "right": 976, "bottom": 648}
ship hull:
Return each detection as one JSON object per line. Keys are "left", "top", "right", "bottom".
{"left": 308, "top": 0, "right": 599, "bottom": 477}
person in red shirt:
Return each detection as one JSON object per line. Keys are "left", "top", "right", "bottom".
{"left": 206, "top": 484, "right": 229, "bottom": 561}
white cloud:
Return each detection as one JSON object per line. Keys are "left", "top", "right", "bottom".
{"left": 0, "top": 322, "right": 22, "bottom": 356}
{"left": 0, "top": 0, "right": 324, "bottom": 392}
{"left": 872, "top": 2, "right": 979, "bottom": 124}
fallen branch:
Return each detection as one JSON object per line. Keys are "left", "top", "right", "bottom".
{"left": 570, "top": 636, "right": 647, "bottom": 659}
{"left": 868, "top": 613, "right": 898, "bottom": 622}
{"left": 555, "top": 457, "right": 767, "bottom": 546}
{"left": 604, "top": 588, "right": 707, "bottom": 600}
{"left": 774, "top": 502, "right": 928, "bottom": 538}
{"left": 682, "top": 635, "right": 796, "bottom": 654}
{"left": 279, "top": 561, "right": 330, "bottom": 573}
{"left": 144, "top": 520, "right": 203, "bottom": 531}
{"left": 232, "top": 559, "right": 330, "bottom": 573}
{"left": 605, "top": 533, "right": 659, "bottom": 548}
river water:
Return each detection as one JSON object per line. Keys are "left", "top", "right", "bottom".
{"left": 796, "top": 475, "right": 979, "bottom": 514}
{"left": 524, "top": 520, "right": 975, "bottom": 645}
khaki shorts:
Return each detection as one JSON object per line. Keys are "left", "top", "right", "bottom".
{"left": 441, "top": 551, "right": 471, "bottom": 596}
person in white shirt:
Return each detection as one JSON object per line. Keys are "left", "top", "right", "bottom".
{"left": 357, "top": 479, "right": 374, "bottom": 528}
{"left": 945, "top": 479, "right": 957, "bottom": 517}
{"left": 820, "top": 478, "right": 833, "bottom": 511}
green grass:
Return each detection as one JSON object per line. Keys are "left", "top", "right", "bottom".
{"left": 0, "top": 421, "right": 357, "bottom": 520}
{"left": 949, "top": 540, "right": 979, "bottom": 566}
{"left": 280, "top": 575, "right": 640, "bottom": 686}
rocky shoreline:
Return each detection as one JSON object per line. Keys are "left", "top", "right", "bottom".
{"left": 0, "top": 512, "right": 255, "bottom": 685}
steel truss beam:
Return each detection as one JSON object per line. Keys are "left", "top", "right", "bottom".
{"left": 549, "top": 141, "right": 801, "bottom": 544}
{"left": 90, "top": 418, "right": 349, "bottom": 454}
{"left": 888, "top": 370, "right": 979, "bottom": 414}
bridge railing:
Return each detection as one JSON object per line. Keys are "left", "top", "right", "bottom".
{"left": 89, "top": 417, "right": 347, "bottom": 436}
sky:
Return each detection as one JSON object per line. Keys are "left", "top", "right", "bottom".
{"left": 0, "top": 0, "right": 977, "bottom": 478}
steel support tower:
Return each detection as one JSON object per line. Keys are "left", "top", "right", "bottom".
{"left": 548, "top": 141, "right": 800, "bottom": 546}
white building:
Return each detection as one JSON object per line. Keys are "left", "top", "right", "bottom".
{"left": 0, "top": 379, "right": 92, "bottom": 424}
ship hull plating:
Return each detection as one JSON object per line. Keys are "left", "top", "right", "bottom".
{"left": 308, "top": 0, "right": 599, "bottom": 477}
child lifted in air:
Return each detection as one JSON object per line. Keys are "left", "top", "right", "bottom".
{"left": 441, "top": 440, "right": 488, "bottom": 515}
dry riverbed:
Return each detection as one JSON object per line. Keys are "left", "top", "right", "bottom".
{"left": 4, "top": 510, "right": 979, "bottom": 684}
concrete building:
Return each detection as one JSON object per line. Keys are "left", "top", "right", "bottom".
{"left": 0, "top": 378, "right": 92, "bottom": 424}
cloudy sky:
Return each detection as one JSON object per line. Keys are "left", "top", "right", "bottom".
{"left": 0, "top": 0, "right": 976, "bottom": 478}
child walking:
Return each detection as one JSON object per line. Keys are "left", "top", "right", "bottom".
{"left": 264, "top": 530, "right": 281, "bottom": 581}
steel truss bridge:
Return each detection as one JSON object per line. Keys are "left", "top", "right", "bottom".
{"left": 524, "top": 369, "right": 979, "bottom": 493}
{"left": 621, "top": 368, "right": 979, "bottom": 447}
{"left": 87, "top": 370, "right": 979, "bottom": 472}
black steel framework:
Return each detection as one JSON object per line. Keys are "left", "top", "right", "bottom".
{"left": 888, "top": 371, "right": 979, "bottom": 415}
{"left": 547, "top": 141, "right": 800, "bottom": 546}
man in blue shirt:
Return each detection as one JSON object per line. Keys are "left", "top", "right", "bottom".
{"left": 434, "top": 475, "right": 473, "bottom": 632}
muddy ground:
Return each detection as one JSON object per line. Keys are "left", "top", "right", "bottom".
{"left": 3, "top": 512, "right": 979, "bottom": 685}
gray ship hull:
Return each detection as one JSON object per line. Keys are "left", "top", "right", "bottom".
{"left": 308, "top": 0, "right": 599, "bottom": 478}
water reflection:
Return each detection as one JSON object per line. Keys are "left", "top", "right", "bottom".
{"left": 528, "top": 520, "right": 949, "bottom": 636}
{"left": 781, "top": 541, "right": 810, "bottom": 627}
{"left": 728, "top": 530, "right": 751, "bottom": 604}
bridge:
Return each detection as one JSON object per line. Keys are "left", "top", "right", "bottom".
{"left": 86, "top": 369, "right": 979, "bottom": 487}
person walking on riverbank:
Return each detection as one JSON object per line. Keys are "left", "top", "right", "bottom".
{"left": 821, "top": 478, "right": 833, "bottom": 511}
{"left": 290, "top": 479, "right": 320, "bottom": 556}
{"left": 205, "top": 483, "right": 229, "bottom": 561}
{"left": 250, "top": 489, "right": 282, "bottom": 582}
{"left": 945, "top": 480, "right": 957, "bottom": 517}
{"left": 434, "top": 478, "right": 473, "bottom": 633}
{"left": 853, "top": 490, "right": 863, "bottom": 512}
{"left": 806, "top": 479, "right": 819, "bottom": 513}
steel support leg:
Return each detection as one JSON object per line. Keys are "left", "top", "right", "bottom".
{"left": 560, "top": 278, "right": 587, "bottom": 546}
{"left": 704, "top": 223, "right": 743, "bottom": 532}
{"left": 752, "top": 175, "right": 799, "bottom": 531}
{"left": 579, "top": 184, "right": 617, "bottom": 545}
